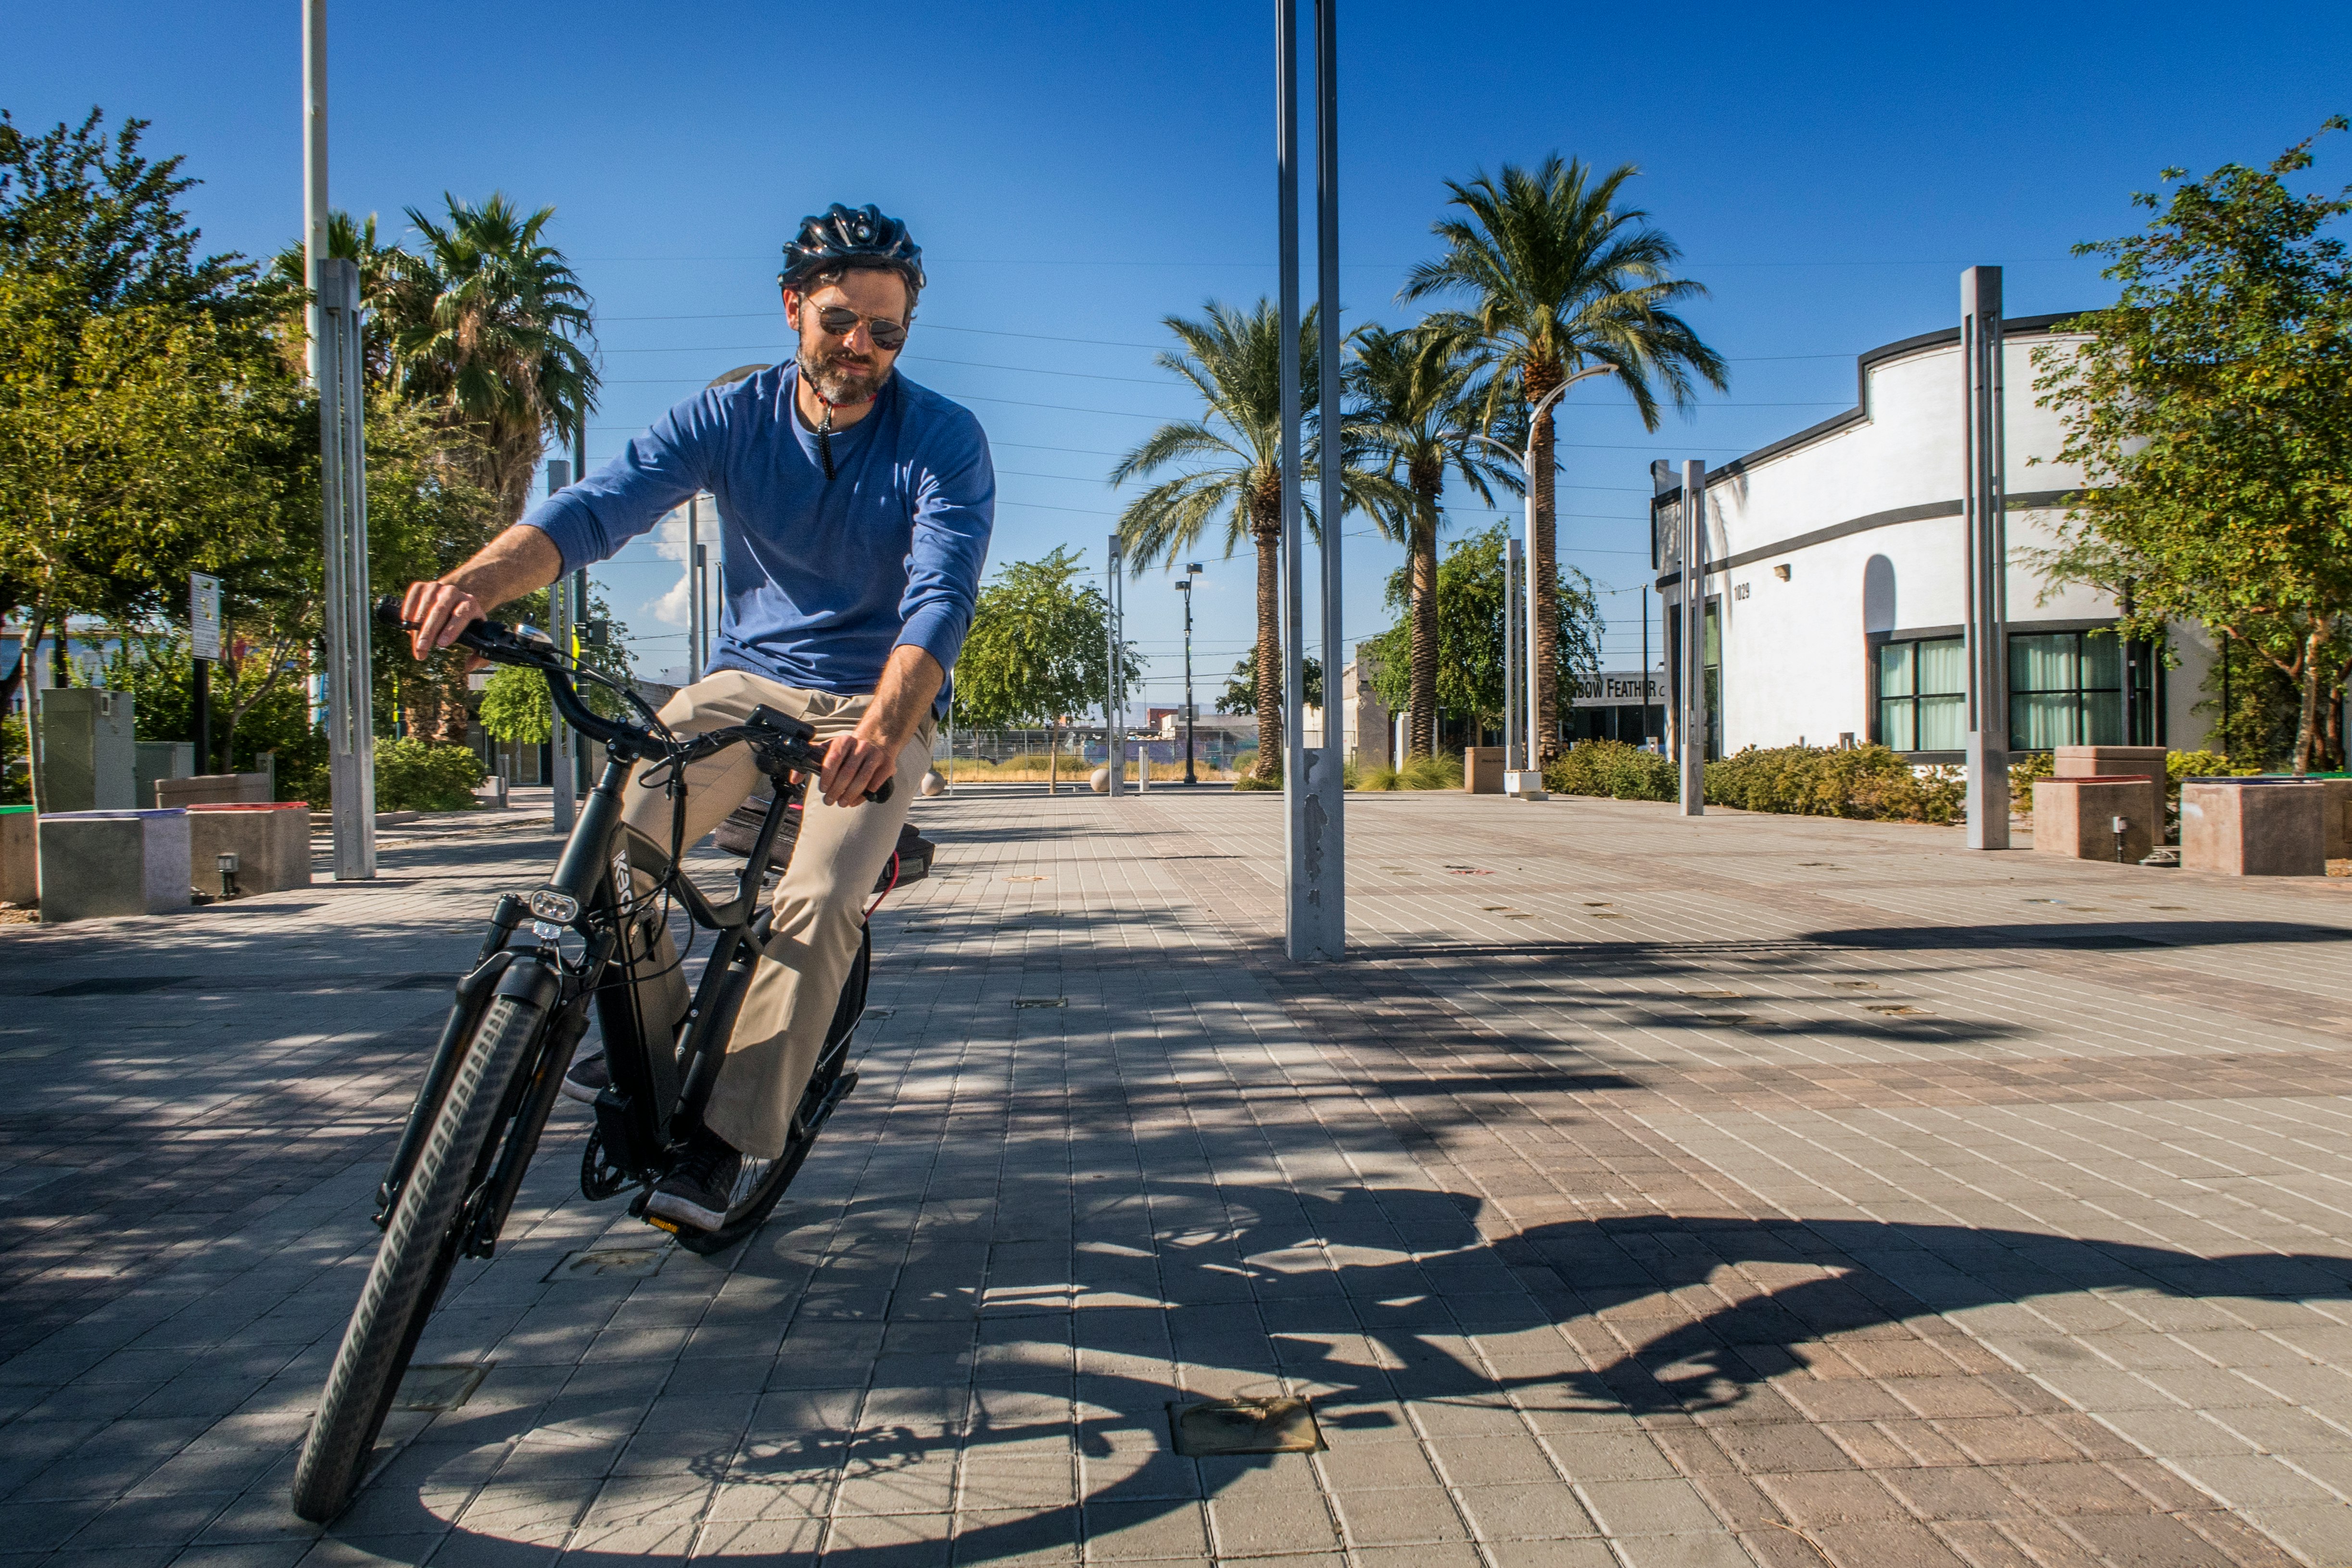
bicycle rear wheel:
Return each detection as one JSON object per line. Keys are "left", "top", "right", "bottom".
{"left": 291, "top": 991, "right": 547, "bottom": 1522}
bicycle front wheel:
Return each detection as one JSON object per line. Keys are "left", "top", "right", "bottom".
{"left": 292, "top": 990, "right": 547, "bottom": 1522}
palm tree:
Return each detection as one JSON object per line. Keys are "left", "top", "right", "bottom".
{"left": 266, "top": 210, "right": 409, "bottom": 386}
{"left": 1403, "top": 155, "right": 1726, "bottom": 760}
{"left": 1345, "top": 325, "right": 1516, "bottom": 759}
{"left": 1112, "top": 300, "right": 1404, "bottom": 782}
{"left": 393, "top": 192, "right": 597, "bottom": 526}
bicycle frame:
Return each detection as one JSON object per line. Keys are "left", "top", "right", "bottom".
{"left": 370, "top": 625, "right": 813, "bottom": 1259}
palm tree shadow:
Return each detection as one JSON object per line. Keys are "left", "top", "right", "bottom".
{"left": 387, "top": 1185, "right": 2352, "bottom": 1563}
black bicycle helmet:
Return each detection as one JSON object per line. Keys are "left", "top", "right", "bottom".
{"left": 779, "top": 202, "right": 926, "bottom": 293}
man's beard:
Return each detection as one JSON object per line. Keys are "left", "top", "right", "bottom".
{"left": 799, "top": 343, "right": 888, "bottom": 407}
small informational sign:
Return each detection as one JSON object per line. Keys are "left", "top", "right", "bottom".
{"left": 190, "top": 572, "right": 222, "bottom": 661}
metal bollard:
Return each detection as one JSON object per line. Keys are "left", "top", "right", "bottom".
{"left": 217, "top": 850, "right": 241, "bottom": 900}
{"left": 2112, "top": 815, "right": 2129, "bottom": 864}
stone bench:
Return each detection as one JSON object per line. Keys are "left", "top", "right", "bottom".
{"left": 2031, "top": 776, "right": 2155, "bottom": 864}
{"left": 188, "top": 802, "right": 312, "bottom": 896}
{"left": 38, "top": 808, "right": 190, "bottom": 921}
{"left": 2180, "top": 778, "right": 2326, "bottom": 876}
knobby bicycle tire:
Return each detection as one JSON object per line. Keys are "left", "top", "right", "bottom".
{"left": 291, "top": 992, "right": 546, "bottom": 1522}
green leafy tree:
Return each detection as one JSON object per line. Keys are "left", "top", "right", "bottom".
{"left": 1345, "top": 324, "right": 1514, "bottom": 759}
{"left": 1359, "top": 522, "right": 1601, "bottom": 739}
{"left": 952, "top": 546, "right": 1139, "bottom": 731}
{"left": 2033, "top": 122, "right": 2352, "bottom": 774}
{"left": 1403, "top": 155, "right": 1725, "bottom": 759}
{"left": 394, "top": 192, "right": 597, "bottom": 527}
{"left": 476, "top": 665, "right": 553, "bottom": 745}
{"left": 1111, "top": 300, "right": 1407, "bottom": 781}
{"left": 1217, "top": 650, "right": 1321, "bottom": 715}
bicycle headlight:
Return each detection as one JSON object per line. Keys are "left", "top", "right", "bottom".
{"left": 528, "top": 890, "right": 580, "bottom": 924}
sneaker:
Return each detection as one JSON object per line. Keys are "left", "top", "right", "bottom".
{"left": 559, "top": 1050, "right": 609, "bottom": 1106}
{"left": 645, "top": 1129, "right": 744, "bottom": 1232}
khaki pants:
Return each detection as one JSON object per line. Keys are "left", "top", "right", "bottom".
{"left": 616, "top": 669, "right": 930, "bottom": 1160}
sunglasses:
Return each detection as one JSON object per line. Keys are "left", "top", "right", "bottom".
{"left": 805, "top": 303, "right": 909, "bottom": 351}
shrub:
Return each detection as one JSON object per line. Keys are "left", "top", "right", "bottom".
{"left": 1703, "top": 743, "right": 1964, "bottom": 823}
{"left": 373, "top": 739, "right": 486, "bottom": 811}
{"left": 1357, "top": 762, "right": 1399, "bottom": 791}
{"left": 1399, "top": 753, "right": 1464, "bottom": 790}
{"left": 1546, "top": 739, "right": 1676, "bottom": 801}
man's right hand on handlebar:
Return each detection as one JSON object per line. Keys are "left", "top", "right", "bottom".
{"left": 401, "top": 580, "right": 488, "bottom": 664}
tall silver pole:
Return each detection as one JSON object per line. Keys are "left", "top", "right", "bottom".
{"left": 1962, "top": 266, "right": 2011, "bottom": 849}
{"left": 301, "top": 0, "right": 328, "bottom": 384}
{"left": 1678, "top": 459, "right": 1706, "bottom": 817}
{"left": 1504, "top": 535, "right": 1523, "bottom": 771}
{"left": 1294, "top": 0, "right": 1345, "bottom": 956}
{"left": 548, "top": 463, "right": 576, "bottom": 832}
{"left": 685, "top": 496, "right": 702, "bottom": 684}
{"left": 1277, "top": 0, "right": 1315, "bottom": 957}
{"left": 318, "top": 258, "right": 375, "bottom": 877}
{"left": 1105, "top": 535, "right": 1124, "bottom": 798}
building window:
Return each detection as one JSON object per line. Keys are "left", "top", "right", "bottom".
{"left": 2010, "top": 630, "right": 2129, "bottom": 749}
{"left": 1877, "top": 637, "right": 1965, "bottom": 752}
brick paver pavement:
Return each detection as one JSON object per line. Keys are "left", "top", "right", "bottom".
{"left": 3, "top": 789, "right": 2350, "bottom": 1568}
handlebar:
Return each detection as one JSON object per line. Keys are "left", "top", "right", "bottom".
{"left": 375, "top": 597, "right": 891, "bottom": 804}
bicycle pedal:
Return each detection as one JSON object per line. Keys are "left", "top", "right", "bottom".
{"left": 641, "top": 1213, "right": 683, "bottom": 1237}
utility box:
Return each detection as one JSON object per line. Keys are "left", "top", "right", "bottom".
{"left": 2031, "top": 776, "right": 2153, "bottom": 864}
{"left": 1463, "top": 746, "right": 1505, "bottom": 795}
{"left": 0, "top": 806, "right": 34, "bottom": 905}
{"left": 2180, "top": 779, "right": 2326, "bottom": 877}
{"left": 37, "top": 689, "right": 136, "bottom": 812}
{"left": 187, "top": 803, "right": 312, "bottom": 895}
{"left": 136, "top": 742, "right": 194, "bottom": 810}
{"left": 37, "top": 808, "right": 190, "bottom": 921}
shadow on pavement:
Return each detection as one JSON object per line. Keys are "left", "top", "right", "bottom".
{"left": 357, "top": 1183, "right": 2352, "bottom": 1562}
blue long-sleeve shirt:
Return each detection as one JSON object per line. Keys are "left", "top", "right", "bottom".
{"left": 518, "top": 364, "right": 994, "bottom": 717}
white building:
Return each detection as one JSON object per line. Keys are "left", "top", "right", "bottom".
{"left": 1653, "top": 313, "right": 2213, "bottom": 761}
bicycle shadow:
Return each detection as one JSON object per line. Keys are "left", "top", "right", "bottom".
{"left": 379, "top": 1181, "right": 2352, "bottom": 1562}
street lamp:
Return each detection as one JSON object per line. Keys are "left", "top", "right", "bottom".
{"left": 1178, "top": 562, "right": 1202, "bottom": 783}
{"left": 1471, "top": 365, "right": 1615, "bottom": 797}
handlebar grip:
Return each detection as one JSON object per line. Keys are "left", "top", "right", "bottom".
{"left": 869, "top": 778, "right": 894, "bottom": 806}
{"left": 375, "top": 595, "right": 408, "bottom": 630}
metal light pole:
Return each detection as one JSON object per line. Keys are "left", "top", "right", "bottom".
{"left": 1104, "top": 535, "right": 1124, "bottom": 797}
{"left": 318, "top": 258, "right": 375, "bottom": 876}
{"left": 685, "top": 497, "right": 702, "bottom": 684}
{"left": 302, "top": 0, "right": 328, "bottom": 384}
{"left": 1961, "top": 266, "right": 2011, "bottom": 849}
{"left": 1277, "top": 0, "right": 1345, "bottom": 960}
{"left": 547, "top": 460, "right": 577, "bottom": 832}
{"left": 1678, "top": 459, "right": 1707, "bottom": 817}
{"left": 1180, "top": 563, "right": 1201, "bottom": 784}
{"left": 1504, "top": 535, "right": 1523, "bottom": 768}
{"left": 1470, "top": 366, "right": 1608, "bottom": 799}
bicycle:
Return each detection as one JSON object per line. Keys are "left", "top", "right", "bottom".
{"left": 291, "top": 600, "right": 892, "bottom": 1523}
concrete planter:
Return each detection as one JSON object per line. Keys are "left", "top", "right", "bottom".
{"left": 187, "top": 803, "right": 313, "bottom": 895}
{"left": 2180, "top": 779, "right": 2325, "bottom": 877}
{"left": 1463, "top": 747, "right": 1505, "bottom": 795}
{"left": 2031, "top": 776, "right": 2155, "bottom": 864}
{"left": 0, "top": 806, "right": 34, "bottom": 905}
{"left": 155, "top": 772, "right": 273, "bottom": 809}
{"left": 38, "top": 808, "right": 191, "bottom": 921}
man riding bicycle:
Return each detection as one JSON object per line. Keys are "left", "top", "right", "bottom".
{"left": 399, "top": 202, "right": 992, "bottom": 1236}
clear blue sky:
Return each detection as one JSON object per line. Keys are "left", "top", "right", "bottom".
{"left": 8, "top": 0, "right": 2347, "bottom": 700}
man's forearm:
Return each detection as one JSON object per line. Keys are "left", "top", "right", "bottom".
{"left": 863, "top": 645, "right": 944, "bottom": 749}
{"left": 448, "top": 525, "right": 565, "bottom": 610}
{"left": 402, "top": 524, "right": 565, "bottom": 660}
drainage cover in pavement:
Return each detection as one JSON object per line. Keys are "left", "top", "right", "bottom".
{"left": 1169, "top": 1397, "right": 1322, "bottom": 1455}
{"left": 393, "top": 1363, "right": 489, "bottom": 1412}
{"left": 545, "top": 1246, "right": 669, "bottom": 1281}
{"left": 1013, "top": 997, "right": 1067, "bottom": 1009}
{"left": 42, "top": 975, "right": 190, "bottom": 997}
